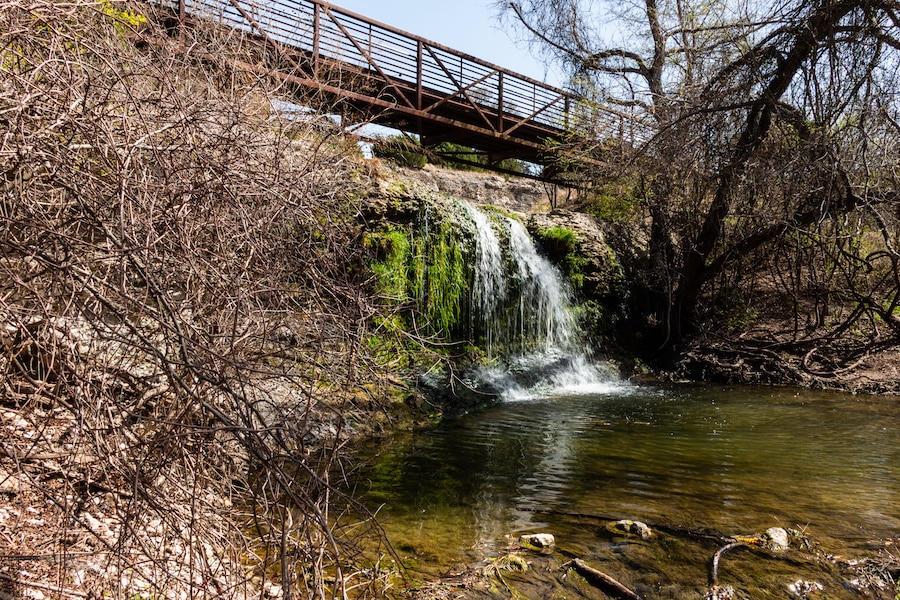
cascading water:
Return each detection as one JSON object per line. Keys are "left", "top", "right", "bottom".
{"left": 461, "top": 202, "right": 507, "bottom": 358}
{"left": 506, "top": 217, "right": 576, "bottom": 354}
{"left": 461, "top": 203, "right": 620, "bottom": 400}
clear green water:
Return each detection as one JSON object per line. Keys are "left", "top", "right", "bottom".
{"left": 354, "top": 384, "right": 899, "bottom": 598}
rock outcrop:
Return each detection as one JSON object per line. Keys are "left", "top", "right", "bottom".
{"left": 391, "top": 164, "right": 552, "bottom": 214}
{"left": 527, "top": 210, "right": 625, "bottom": 300}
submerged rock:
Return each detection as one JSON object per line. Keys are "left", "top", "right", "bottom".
{"left": 705, "top": 584, "right": 736, "bottom": 600}
{"left": 614, "top": 519, "right": 653, "bottom": 540}
{"left": 484, "top": 553, "right": 529, "bottom": 573}
{"left": 788, "top": 579, "right": 823, "bottom": 597}
{"left": 519, "top": 533, "right": 555, "bottom": 551}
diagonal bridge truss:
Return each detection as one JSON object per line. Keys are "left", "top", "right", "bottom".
{"left": 153, "top": 0, "right": 644, "bottom": 173}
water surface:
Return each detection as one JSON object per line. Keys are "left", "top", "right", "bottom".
{"left": 355, "top": 384, "right": 899, "bottom": 597}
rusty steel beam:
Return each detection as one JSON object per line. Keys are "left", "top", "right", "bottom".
{"left": 150, "top": 0, "right": 646, "bottom": 170}
{"left": 220, "top": 56, "right": 552, "bottom": 158}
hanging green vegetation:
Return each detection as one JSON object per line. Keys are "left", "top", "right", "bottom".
{"left": 421, "top": 220, "right": 469, "bottom": 337}
{"left": 365, "top": 209, "right": 472, "bottom": 343}
{"left": 367, "top": 227, "right": 412, "bottom": 302}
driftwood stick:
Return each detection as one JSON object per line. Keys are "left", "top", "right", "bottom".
{"left": 709, "top": 542, "right": 746, "bottom": 586}
{"left": 566, "top": 559, "right": 643, "bottom": 600}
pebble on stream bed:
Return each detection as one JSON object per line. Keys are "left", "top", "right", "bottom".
{"left": 519, "top": 533, "right": 556, "bottom": 551}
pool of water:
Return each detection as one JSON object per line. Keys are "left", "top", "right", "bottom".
{"left": 352, "top": 384, "right": 899, "bottom": 598}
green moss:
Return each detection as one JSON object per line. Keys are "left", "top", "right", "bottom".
{"left": 536, "top": 226, "right": 577, "bottom": 254}
{"left": 532, "top": 226, "right": 586, "bottom": 291}
{"left": 365, "top": 211, "right": 472, "bottom": 345}
{"left": 366, "top": 228, "right": 412, "bottom": 301}
{"left": 421, "top": 222, "right": 468, "bottom": 337}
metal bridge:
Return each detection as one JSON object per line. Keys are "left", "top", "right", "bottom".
{"left": 155, "top": 0, "right": 639, "bottom": 172}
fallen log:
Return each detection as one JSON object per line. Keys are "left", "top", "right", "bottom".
{"left": 565, "top": 559, "right": 642, "bottom": 600}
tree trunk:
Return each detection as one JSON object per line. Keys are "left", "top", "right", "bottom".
{"left": 672, "top": 0, "right": 858, "bottom": 341}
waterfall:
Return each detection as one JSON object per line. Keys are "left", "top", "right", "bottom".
{"left": 507, "top": 217, "right": 576, "bottom": 354}
{"left": 461, "top": 203, "right": 619, "bottom": 400}
{"left": 461, "top": 202, "right": 507, "bottom": 358}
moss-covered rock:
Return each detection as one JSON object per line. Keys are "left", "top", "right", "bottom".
{"left": 527, "top": 211, "right": 624, "bottom": 300}
{"left": 362, "top": 180, "right": 476, "bottom": 344}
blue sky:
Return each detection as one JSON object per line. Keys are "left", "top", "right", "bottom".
{"left": 325, "top": 0, "right": 564, "bottom": 86}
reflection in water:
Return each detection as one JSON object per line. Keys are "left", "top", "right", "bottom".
{"left": 356, "top": 384, "right": 899, "bottom": 590}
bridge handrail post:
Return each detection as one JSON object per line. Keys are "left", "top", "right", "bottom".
{"left": 416, "top": 40, "right": 423, "bottom": 110}
{"left": 497, "top": 72, "right": 504, "bottom": 133}
{"left": 312, "top": 1, "right": 320, "bottom": 76}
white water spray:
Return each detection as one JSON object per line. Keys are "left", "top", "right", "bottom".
{"left": 461, "top": 203, "right": 622, "bottom": 400}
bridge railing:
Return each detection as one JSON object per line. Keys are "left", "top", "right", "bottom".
{"left": 155, "top": 0, "right": 579, "bottom": 134}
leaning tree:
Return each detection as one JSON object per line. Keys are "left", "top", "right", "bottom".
{"left": 501, "top": 0, "right": 900, "bottom": 370}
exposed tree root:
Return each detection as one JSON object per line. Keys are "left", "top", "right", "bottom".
{"left": 708, "top": 542, "right": 747, "bottom": 586}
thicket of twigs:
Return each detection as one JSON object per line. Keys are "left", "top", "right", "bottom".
{"left": 0, "top": 1, "right": 392, "bottom": 598}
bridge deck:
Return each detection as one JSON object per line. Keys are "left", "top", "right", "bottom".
{"left": 155, "top": 0, "right": 637, "bottom": 166}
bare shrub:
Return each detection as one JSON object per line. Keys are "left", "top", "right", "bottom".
{"left": 0, "top": 1, "right": 391, "bottom": 598}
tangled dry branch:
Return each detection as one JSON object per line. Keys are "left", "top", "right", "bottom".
{"left": 1, "top": 1, "right": 393, "bottom": 598}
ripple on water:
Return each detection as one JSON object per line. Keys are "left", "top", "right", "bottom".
{"left": 352, "top": 384, "right": 899, "bottom": 595}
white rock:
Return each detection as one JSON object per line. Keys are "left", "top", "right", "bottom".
{"left": 788, "top": 579, "right": 823, "bottom": 597}
{"left": 82, "top": 512, "right": 102, "bottom": 531}
{"left": 705, "top": 584, "right": 735, "bottom": 600}
{"left": 519, "top": 533, "right": 555, "bottom": 550}
{"left": 0, "top": 470, "right": 23, "bottom": 494}
{"left": 264, "top": 582, "right": 284, "bottom": 599}
{"left": 615, "top": 519, "right": 653, "bottom": 540}
{"left": 765, "top": 527, "right": 790, "bottom": 551}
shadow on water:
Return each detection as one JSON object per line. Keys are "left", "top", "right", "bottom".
{"left": 350, "top": 384, "right": 900, "bottom": 598}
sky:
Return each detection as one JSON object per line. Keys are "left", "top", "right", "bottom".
{"left": 324, "top": 0, "right": 564, "bottom": 87}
